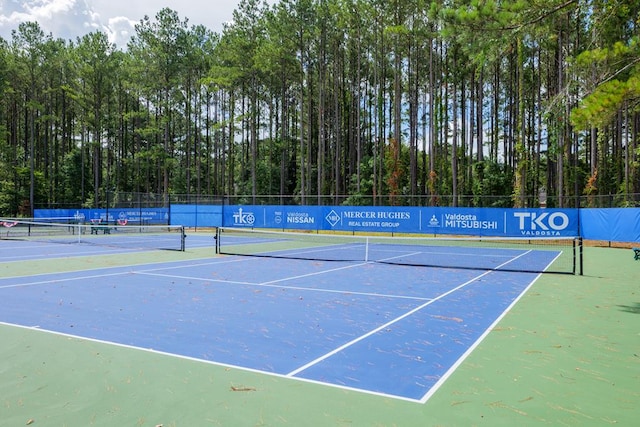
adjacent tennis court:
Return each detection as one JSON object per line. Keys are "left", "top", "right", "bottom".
{"left": 0, "top": 220, "right": 214, "bottom": 262}
{"left": 1, "top": 226, "right": 638, "bottom": 425}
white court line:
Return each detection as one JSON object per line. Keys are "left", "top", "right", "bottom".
{"left": 136, "top": 272, "right": 256, "bottom": 286}
{"left": 286, "top": 250, "right": 534, "bottom": 379}
{"left": 0, "top": 255, "right": 238, "bottom": 283}
{"left": 0, "top": 246, "right": 141, "bottom": 262}
{"left": 418, "top": 271, "right": 543, "bottom": 404}
{"left": 224, "top": 242, "right": 366, "bottom": 259}
{"left": 134, "top": 257, "right": 251, "bottom": 273}
{"left": 0, "top": 271, "right": 131, "bottom": 290}
{"left": 137, "top": 260, "right": 433, "bottom": 302}
{"left": 0, "top": 320, "right": 423, "bottom": 403}
{"left": 285, "top": 269, "right": 495, "bottom": 377}
{"left": 0, "top": 254, "right": 363, "bottom": 292}
{"left": 374, "top": 247, "right": 523, "bottom": 259}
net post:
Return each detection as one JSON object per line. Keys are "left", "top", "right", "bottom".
{"left": 579, "top": 236, "right": 583, "bottom": 276}
{"left": 572, "top": 237, "right": 576, "bottom": 275}
{"left": 214, "top": 227, "right": 220, "bottom": 254}
{"left": 365, "top": 236, "right": 369, "bottom": 262}
{"left": 180, "top": 226, "right": 186, "bottom": 251}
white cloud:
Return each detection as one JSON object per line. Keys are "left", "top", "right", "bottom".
{"left": 23, "top": 0, "right": 76, "bottom": 19}
{"left": 0, "top": 0, "right": 247, "bottom": 48}
{"left": 0, "top": 0, "right": 99, "bottom": 42}
{"left": 103, "top": 16, "right": 137, "bottom": 46}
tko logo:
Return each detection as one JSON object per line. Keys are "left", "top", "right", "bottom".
{"left": 232, "top": 208, "right": 255, "bottom": 225}
{"left": 513, "top": 211, "right": 569, "bottom": 231}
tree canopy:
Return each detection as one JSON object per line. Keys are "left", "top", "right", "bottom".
{"left": 0, "top": 0, "right": 638, "bottom": 215}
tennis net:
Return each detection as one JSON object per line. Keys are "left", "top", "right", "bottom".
{"left": 215, "top": 227, "right": 582, "bottom": 274}
{"left": 0, "top": 219, "right": 186, "bottom": 251}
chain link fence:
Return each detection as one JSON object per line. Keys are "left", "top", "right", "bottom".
{"left": 34, "top": 192, "right": 640, "bottom": 210}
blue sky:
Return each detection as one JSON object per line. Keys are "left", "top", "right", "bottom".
{"left": 0, "top": 0, "right": 248, "bottom": 48}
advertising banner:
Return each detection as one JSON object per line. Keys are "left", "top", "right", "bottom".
{"left": 424, "top": 207, "right": 579, "bottom": 237}
{"left": 320, "top": 206, "right": 419, "bottom": 232}
{"left": 222, "top": 205, "right": 320, "bottom": 230}
{"left": 222, "top": 205, "right": 580, "bottom": 238}
{"left": 35, "top": 208, "right": 169, "bottom": 224}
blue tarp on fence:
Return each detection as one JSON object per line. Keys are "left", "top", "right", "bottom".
{"left": 170, "top": 204, "right": 222, "bottom": 227}
{"left": 579, "top": 208, "right": 640, "bottom": 242}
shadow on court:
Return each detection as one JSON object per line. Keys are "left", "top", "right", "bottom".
{"left": 618, "top": 302, "right": 640, "bottom": 314}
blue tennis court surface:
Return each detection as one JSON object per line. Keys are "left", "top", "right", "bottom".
{"left": 0, "top": 237, "right": 545, "bottom": 402}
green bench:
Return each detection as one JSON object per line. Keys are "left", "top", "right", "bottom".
{"left": 91, "top": 225, "right": 111, "bottom": 234}
{"left": 633, "top": 247, "right": 640, "bottom": 261}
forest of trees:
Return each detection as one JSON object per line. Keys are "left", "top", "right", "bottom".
{"left": 0, "top": 0, "right": 638, "bottom": 216}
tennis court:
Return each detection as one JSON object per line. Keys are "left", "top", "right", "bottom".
{"left": 1, "top": 227, "right": 638, "bottom": 425}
